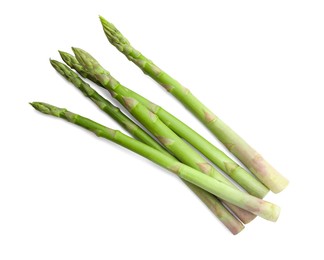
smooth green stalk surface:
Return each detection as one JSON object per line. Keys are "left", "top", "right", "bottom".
{"left": 50, "top": 59, "right": 244, "bottom": 234}
{"left": 99, "top": 16, "right": 289, "bottom": 193}
{"left": 59, "top": 51, "right": 268, "bottom": 198}
{"left": 31, "top": 102, "right": 281, "bottom": 222}
{"left": 71, "top": 48, "right": 257, "bottom": 224}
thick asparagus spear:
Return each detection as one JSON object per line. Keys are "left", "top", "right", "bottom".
{"left": 50, "top": 59, "right": 244, "bottom": 234}
{"left": 30, "top": 102, "right": 280, "bottom": 222}
{"left": 99, "top": 16, "right": 289, "bottom": 193}
{"left": 59, "top": 51, "right": 268, "bottom": 199}
{"left": 72, "top": 47, "right": 256, "bottom": 223}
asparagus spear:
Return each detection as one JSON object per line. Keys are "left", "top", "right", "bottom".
{"left": 71, "top": 47, "right": 257, "bottom": 223}
{"left": 50, "top": 59, "right": 244, "bottom": 234}
{"left": 30, "top": 102, "right": 280, "bottom": 222}
{"left": 59, "top": 51, "right": 268, "bottom": 199}
{"left": 99, "top": 16, "right": 289, "bottom": 193}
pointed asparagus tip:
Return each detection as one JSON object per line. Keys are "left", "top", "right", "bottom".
{"left": 49, "top": 58, "right": 56, "bottom": 67}
{"left": 99, "top": 15, "right": 116, "bottom": 33}
{"left": 72, "top": 47, "right": 101, "bottom": 72}
{"left": 30, "top": 102, "right": 50, "bottom": 114}
{"left": 99, "top": 15, "right": 105, "bottom": 23}
{"left": 72, "top": 47, "right": 87, "bottom": 63}
{"left": 99, "top": 15, "right": 110, "bottom": 28}
{"left": 30, "top": 102, "right": 67, "bottom": 117}
{"left": 49, "top": 58, "right": 56, "bottom": 66}
{"left": 29, "top": 102, "right": 37, "bottom": 109}
{"left": 99, "top": 15, "right": 129, "bottom": 47}
{"left": 58, "top": 50, "right": 67, "bottom": 58}
{"left": 71, "top": 46, "right": 78, "bottom": 53}
{"left": 58, "top": 50, "right": 66, "bottom": 60}
{"left": 71, "top": 47, "right": 86, "bottom": 66}
{"left": 50, "top": 59, "right": 75, "bottom": 79}
{"left": 59, "top": 50, "right": 76, "bottom": 68}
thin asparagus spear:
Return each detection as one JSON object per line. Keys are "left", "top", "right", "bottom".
{"left": 99, "top": 16, "right": 289, "bottom": 193}
{"left": 50, "top": 59, "right": 244, "bottom": 234}
{"left": 72, "top": 47, "right": 256, "bottom": 223}
{"left": 59, "top": 51, "right": 268, "bottom": 199}
{"left": 30, "top": 102, "right": 280, "bottom": 222}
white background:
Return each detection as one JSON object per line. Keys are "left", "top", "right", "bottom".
{"left": 1, "top": 0, "right": 323, "bottom": 259}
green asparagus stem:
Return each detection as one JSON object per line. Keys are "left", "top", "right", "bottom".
{"left": 30, "top": 102, "right": 281, "bottom": 222}
{"left": 59, "top": 51, "right": 268, "bottom": 198}
{"left": 72, "top": 47, "right": 257, "bottom": 224}
{"left": 99, "top": 16, "right": 289, "bottom": 193}
{"left": 50, "top": 59, "right": 244, "bottom": 234}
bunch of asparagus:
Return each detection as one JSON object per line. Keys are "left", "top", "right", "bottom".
{"left": 31, "top": 16, "right": 288, "bottom": 235}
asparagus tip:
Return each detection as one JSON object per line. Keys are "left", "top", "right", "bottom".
{"left": 48, "top": 58, "right": 54, "bottom": 67}
{"left": 30, "top": 102, "right": 67, "bottom": 117}
{"left": 71, "top": 47, "right": 83, "bottom": 57}
{"left": 99, "top": 15, "right": 129, "bottom": 47}
{"left": 49, "top": 59, "right": 68, "bottom": 77}
{"left": 98, "top": 15, "right": 105, "bottom": 22}
{"left": 99, "top": 15, "right": 110, "bottom": 28}
{"left": 71, "top": 46, "right": 78, "bottom": 53}
{"left": 58, "top": 50, "right": 66, "bottom": 57}
{"left": 71, "top": 47, "right": 84, "bottom": 66}
{"left": 71, "top": 47, "right": 101, "bottom": 73}
{"left": 30, "top": 102, "right": 49, "bottom": 114}
{"left": 99, "top": 15, "right": 116, "bottom": 32}
{"left": 59, "top": 50, "right": 75, "bottom": 68}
